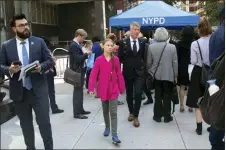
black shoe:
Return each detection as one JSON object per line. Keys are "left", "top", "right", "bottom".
{"left": 164, "top": 116, "right": 173, "bottom": 123}
{"left": 81, "top": 111, "right": 91, "bottom": 115}
{"left": 0, "top": 92, "right": 6, "bottom": 102}
{"left": 143, "top": 99, "right": 153, "bottom": 105}
{"left": 52, "top": 109, "right": 64, "bottom": 114}
{"left": 207, "top": 126, "right": 211, "bottom": 132}
{"left": 118, "top": 101, "right": 124, "bottom": 105}
{"left": 196, "top": 122, "right": 202, "bottom": 135}
{"left": 74, "top": 114, "right": 88, "bottom": 119}
{"left": 153, "top": 116, "right": 161, "bottom": 122}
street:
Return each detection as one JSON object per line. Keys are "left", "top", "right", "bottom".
{"left": 1, "top": 81, "right": 211, "bottom": 149}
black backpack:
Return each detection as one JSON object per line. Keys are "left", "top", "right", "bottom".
{"left": 198, "top": 53, "right": 225, "bottom": 130}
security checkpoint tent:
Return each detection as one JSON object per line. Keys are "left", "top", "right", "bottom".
{"left": 109, "top": 1, "right": 200, "bottom": 30}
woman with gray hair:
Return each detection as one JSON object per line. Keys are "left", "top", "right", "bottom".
{"left": 147, "top": 27, "right": 178, "bottom": 123}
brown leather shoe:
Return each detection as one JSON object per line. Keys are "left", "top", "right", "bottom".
{"left": 128, "top": 114, "right": 134, "bottom": 122}
{"left": 133, "top": 118, "right": 140, "bottom": 127}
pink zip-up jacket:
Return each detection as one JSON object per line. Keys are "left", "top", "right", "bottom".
{"left": 88, "top": 55, "right": 125, "bottom": 101}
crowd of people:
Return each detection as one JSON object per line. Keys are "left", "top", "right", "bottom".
{"left": 0, "top": 6, "right": 224, "bottom": 149}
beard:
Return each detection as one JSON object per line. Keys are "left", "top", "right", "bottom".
{"left": 16, "top": 29, "right": 30, "bottom": 39}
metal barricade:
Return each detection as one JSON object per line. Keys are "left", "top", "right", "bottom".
{"left": 52, "top": 48, "right": 69, "bottom": 79}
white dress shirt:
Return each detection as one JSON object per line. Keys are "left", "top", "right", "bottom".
{"left": 73, "top": 39, "right": 86, "bottom": 68}
{"left": 16, "top": 38, "right": 29, "bottom": 65}
{"left": 15, "top": 38, "right": 30, "bottom": 87}
{"left": 130, "top": 36, "right": 139, "bottom": 51}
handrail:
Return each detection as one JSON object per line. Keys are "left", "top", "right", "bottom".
{"left": 52, "top": 48, "right": 69, "bottom": 79}
{"left": 52, "top": 48, "right": 68, "bottom": 55}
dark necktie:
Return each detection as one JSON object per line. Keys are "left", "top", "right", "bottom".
{"left": 133, "top": 40, "right": 137, "bottom": 54}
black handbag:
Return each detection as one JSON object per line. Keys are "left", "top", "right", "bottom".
{"left": 64, "top": 57, "right": 82, "bottom": 87}
{"left": 170, "top": 83, "right": 179, "bottom": 114}
{"left": 146, "top": 43, "right": 167, "bottom": 90}
{"left": 198, "top": 55, "right": 225, "bottom": 130}
{"left": 197, "top": 41, "right": 210, "bottom": 88}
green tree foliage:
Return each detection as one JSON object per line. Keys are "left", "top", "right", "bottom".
{"left": 204, "top": 0, "right": 224, "bottom": 26}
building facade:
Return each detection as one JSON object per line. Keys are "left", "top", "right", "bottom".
{"left": 175, "top": 0, "right": 206, "bottom": 16}
{"left": 0, "top": 0, "right": 109, "bottom": 47}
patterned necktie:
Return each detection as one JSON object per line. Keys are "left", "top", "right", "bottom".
{"left": 21, "top": 41, "right": 32, "bottom": 90}
{"left": 133, "top": 40, "right": 137, "bottom": 54}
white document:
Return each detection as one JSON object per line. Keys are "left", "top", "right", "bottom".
{"left": 18, "top": 60, "right": 40, "bottom": 81}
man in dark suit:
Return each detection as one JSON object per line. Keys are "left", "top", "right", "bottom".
{"left": 0, "top": 14, "right": 54, "bottom": 149}
{"left": 69, "top": 29, "right": 91, "bottom": 119}
{"left": 41, "top": 37, "right": 64, "bottom": 114}
{"left": 118, "top": 22, "right": 146, "bottom": 127}
{"left": 45, "top": 58, "right": 64, "bottom": 114}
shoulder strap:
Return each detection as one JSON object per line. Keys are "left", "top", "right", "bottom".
{"left": 196, "top": 41, "right": 204, "bottom": 62}
{"left": 153, "top": 42, "right": 167, "bottom": 76}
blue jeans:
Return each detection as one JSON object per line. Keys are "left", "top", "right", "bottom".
{"left": 209, "top": 126, "right": 225, "bottom": 150}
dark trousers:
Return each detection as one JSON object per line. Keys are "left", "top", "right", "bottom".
{"left": 142, "top": 71, "right": 153, "bottom": 100}
{"left": 125, "top": 74, "right": 144, "bottom": 118}
{"left": 143, "top": 77, "right": 153, "bottom": 100}
{"left": 209, "top": 126, "right": 225, "bottom": 150}
{"left": 154, "top": 80, "right": 172, "bottom": 118}
{"left": 85, "top": 68, "right": 92, "bottom": 89}
{"left": 14, "top": 88, "right": 53, "bottom": 150}
{"left": 46, "top": 71, "right": 58, "bottom": 111}
{"left": 73, "top": 71, "right": 85, "bottom": 116}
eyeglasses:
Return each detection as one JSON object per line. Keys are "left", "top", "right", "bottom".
{"left": 15, "top": 23, "right": 29, "bottom": 28}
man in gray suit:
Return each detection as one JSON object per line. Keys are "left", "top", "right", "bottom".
{"left": 0, "top": 14, "right": 54, "bottom": 149}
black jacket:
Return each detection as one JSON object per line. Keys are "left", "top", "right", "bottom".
{"left": 118, "top": 37, "right": 146, "bottom": 78}
{"left": 68, "top": 41, "right": 88, "bottom": 72}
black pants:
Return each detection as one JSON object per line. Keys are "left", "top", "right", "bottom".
{"left": 209, "top": 126, "right": 225, "bottom": 150}
{"left": 154, "top": 80, "right": 172, "bottom": 118}
{"left": 73, "top": 71, "right": 85, "bottom": 116}
{"left": 125, "top": 75, "right": 144, "bottom": 118}
{"left": 46, "top": 71, "right": 58, "bottom": 111}
{"left": 85, "top": 68, "right": 92, "bottom": 89}
{"left": 143, "top": 77, "right": 152, "bottom": 100}
{"left": 14, "top": 88, "right": 53, "bottom": 150}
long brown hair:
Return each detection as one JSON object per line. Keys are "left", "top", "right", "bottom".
{"left": 102, "top": 39, "right": 115, "bottom": 80}
{"left": 198, "top": 17, "right": 212, "bottom": 36}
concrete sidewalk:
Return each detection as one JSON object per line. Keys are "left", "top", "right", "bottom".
{"left": 1, "top": 83, "right": 211, "bottom": 149}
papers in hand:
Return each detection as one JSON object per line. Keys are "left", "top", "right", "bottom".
{"left": 18, "top": 60, "right": 39, "bottom": 81}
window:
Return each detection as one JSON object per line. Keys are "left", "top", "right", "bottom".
{"left": 54, "top": 6, "right": 57, "bottom": 25}
{"left": 42, "top": 2, "right": 47, "bottom": 24}
{"left": 51, "top": 4, "right": 54, "bottom": 25}
{"left": 189, "top": 7, "right": 195, "bottom": 12}
{"left": 46, "top": 4, "right": 51, "bottom": 24}
{"left": 30, "top": 0, "right": 57, "bottom": 25}
{"left": 36, "top": 0, "right": 41, "bottom": 23}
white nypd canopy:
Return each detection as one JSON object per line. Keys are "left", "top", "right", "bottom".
{"left": 109, "top": 0, "right": 200, "bottom": 29}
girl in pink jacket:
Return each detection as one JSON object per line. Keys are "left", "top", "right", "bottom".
{"left": 89, "top": 39, "right": 125, "bottom": 144}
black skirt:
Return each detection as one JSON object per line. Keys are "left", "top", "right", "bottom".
{"left": 178, "top": 62, "right": 189, "bottom": 86}
{"left": 186, "top": 65, "right": 205, "bottom": 108}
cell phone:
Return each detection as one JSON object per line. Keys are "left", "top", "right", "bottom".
{"left": 13, "top": 61, "right": 22, "bottom": 66}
